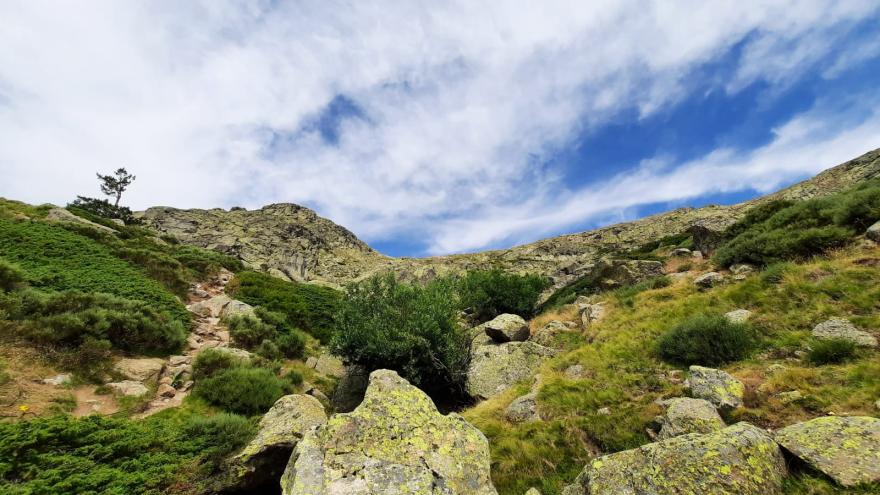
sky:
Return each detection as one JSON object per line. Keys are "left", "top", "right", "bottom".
{"left": 2, "top": 2, "right": 880, "bottom": 257}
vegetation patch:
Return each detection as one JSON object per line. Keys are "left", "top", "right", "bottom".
{"left": 457, "top": 269, "right": 548, "bottom": 321}
{"left": 225, "top": 309, "right": 307, "bottom": 360}
{"left": 656, "top": 313, "right": 757, "bottom": 366}
{"left": 193, "top": 366, "right": 299, "bottom": 416}
{"left": 806, "top": 338, "right": 858, "bottom": 365}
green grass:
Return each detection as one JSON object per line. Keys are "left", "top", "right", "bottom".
{"left": 0, "top": 218, "right": 189, "bottom": 325}
{"left": 464, "top": 243, "right": 880, "bottom": 494}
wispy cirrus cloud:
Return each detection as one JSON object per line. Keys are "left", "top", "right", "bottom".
{"left": 1, "top": 1, "right": 878, "bottom": 255}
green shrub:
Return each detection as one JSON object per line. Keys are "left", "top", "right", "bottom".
{"left": 457, "top": 269, "right": 548, "bottom": 321}
{"left": 226, "top": 314, "right": 276, "bottom": 349}
{"left": 0, "top": 218, "right": 189, "bottom": 325}
{"left": 676, "top": 263, "right": 692, "bottom": 273}
{"left": 760, "top": 262, "right": 799, "bottom": 285}
{"left": 807, "top": 338, "right": 858, "bottom": 365}
{"left": 275, "top": 330, "right": 306, "bottom": 359}
{"left": 226, "top": 271, "right": 341, "bottom": 342}
{"left": 0, "top": 259, "right": 25, "bottom": 292}
{"left": 224, "top": 311, "right": 306, "bottom": 359}
{"left": 331, "top": 274, "right": 469, "bottom": 396}
{"left": 613, "top": 276, "right": 671, "bottom": 308}
{"left": 656, "top": 314, "right": 757, "bottom": 366}
{"left": 68, "top": 195, "right": 140, "bottom": 224}
{"left": 192, "top": 348, "right": 246, "bottom": 380}
{"left": 194, "top": 366, "right": 290, "bottom": 415}
{"left": 0, "top": 413, "right": 252, "bottom": 494}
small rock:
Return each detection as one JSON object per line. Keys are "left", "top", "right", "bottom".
{"left": 671, "top": 248, "right": 692, "bottom": 257}
{"left": 775, "top": 416, "right": 880, "bottom": 487}
{"left": 874, "top": 399, "right": 880, "bottom": 411}
{"left": 529, "top": 320, "right": 571, "bottom": 347}
{"left": 158, "top": 384, "right": 176, "bottom": 398}
{"left": 730, "top": 263, "right": 756, "bottom": 276}
{"left": 565, "top": 364, "right": 586, "bottom": 380}
{"left": 656, "top": 397, "right": 725, "bottom": 440}
{"left": 305, "top": 356, "right": 318, "bottom": 368}
{"left": 766, "top": 363, "right": 787, "bottom": 374}
{"left": 181, "top": 380, "right": 194, "bottom": 391}
{"left": 107, "top": 380, "right": 149, "bottom": 397}
{"left": 597, "top": 407, "right": 611, "bottom": 416}
{"left": 777, "top": 390, "right": 804, "bottom": 404}
{"left": 691, "top": 251, "right": 704, "bottom": 260}
{"left": 168, "top": 355, "right": 191, "bottom": 366}
{"left": 812, "top": 317, "right": 878, "bottom": 347}
{"left": 694, "top": 272, "right": 724, "bottom": 289}
{"left": 114, "top": 357, "right": 165, "bottom": 383}
{"left": 188, "top": 294, "right": 231, "bottom": 318}
{"left": 686, "top": 365, "right": 744, "bottom": 412}
{"left": 158, "top": 376, "right": 173, "bottom": 385}
{"left": 40, "top": 373, "right": 72, "bottom": 386}
{"left": 724, "top": 309, "right": 753, "bottom": 324}
{"left": 524, "top": 489, "right": 541, "bottom": 495}
{"left": 192, "top": 289, "right": 210, "bottom": 298}
{"left": 505, "top": 393, "right": 540, "bottom": 423}
{"left": 866, "top": 220, "right": 880, "bottom": 242}
{"left": 483, "top": 314, "right": 530, "bottom": 343}
{"left": 220, "top": 299, "right": 255, "bottom": 319}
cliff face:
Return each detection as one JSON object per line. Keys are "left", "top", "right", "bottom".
{"left": 138, "top": 148, "right": 880, "bottom": 288}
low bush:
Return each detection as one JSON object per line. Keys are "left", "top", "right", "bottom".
{"left": 331, "top": 274, "right": 469, "bottom": 396}
{"left": 457, "top": 269, "right": 548, "bottom": 321}
{"left": 226, "top": 314, "right": 276, "bottom": 349}
{"left": 656, "top": 313, "right": 757, "bottom": 366}
{"left": 68, "top": 195, "right": 140, "bottom": 224}
{"left": 760, "top": 262, "right": 799, "bottom": 285}
{"left": 613, "top": 276, "right": 671, "bottom": 308}
{"left": 225, "top": 310, "right": 307, "bottom": 359}
{"left": 0, "top": 259, "right": 25, "bottom": 292}
{"left": 807, "top": 338, "right": 858, "bottom": 365}
{"left": 192, "top": 348, "right": 247, "bottom": 380}
{"left": 194, "top": 366, "right": 292, "bottom": 415}
{"left": 226, "top": 271, "right": 341, "bottom": 342}
{"left": 182, "top": 413, "right": 256, "bottom": 466}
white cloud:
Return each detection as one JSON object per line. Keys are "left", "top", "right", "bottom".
{"left": 0, "top": 1, "right": 877, "bottom": 254}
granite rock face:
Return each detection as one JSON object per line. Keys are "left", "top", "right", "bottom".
{"left": 562, "top": 423, "right": 786, "bottom": 495}
{"left": 656, "top": 397, "right": 726, "bottom": 440}
{"left": 686, "top": 366, "right": 744, "bottom": 412}
{"left": 281, "top": 369, "right": 497, "bottom": 495}
{"left": 774, "top": 416, "right": 880, "bottom": 487}
{"left": 467, "top": 341, "right": 557, "bottom": 400}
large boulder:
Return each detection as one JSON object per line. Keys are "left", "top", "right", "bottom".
{"left": 686, "top": 366, "right": 744, "bottom": 412}
{"left": 281, "top": 369, "right": 497, "bottom": 495}
{"left": 694, "top": 272, "right": 724, "bottom": 289}
{"left": 106, "top": 380, "right": 149, "bottom": 397}
{"left": 189, "top": 294, "right": 232, "bottom": 318}
{"left": 227, "top": 394, "right": 327, "bottom": 491}
{"left": 306, "top": 354, "right": 345, "bottom": 378}
{"left": 331, "top": 364, "right": 369, "bottom": 413}
{"left": 113, "top": 357, "right": 165, "bottom": 383}
{"left": 774, "top": 416, "right": 880, "bottom": 487}
{"left": 811, "top": 317, "right": 878, "bottom": 347}
{"left": 483, "top": 314, "right": 530, "bottom": 343}
{"left": 562, "top": 423, "right": 786, "bottom": 495}
{"left": 45, "top": 207, "right": 117, "bottom": 234}
{"left": 504, "top": 392, "right": 540, "bottom": 423}
{"left": 690, "top": 217, "right": 737, "bottom": 256}
{"left": 467, "top": 342, "right": 557, "bottom": 400}
{"left": 656, "top": 397, "right": 725, "bottom": 440}
{"left": 866, "top": 220, "right": 880, "bottom": 242}
{"left": 220, "top": 299, "right": 255, "bottom": 319}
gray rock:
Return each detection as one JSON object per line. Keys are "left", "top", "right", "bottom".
{"left": 564, "top": 364, "right": 587, "bottom": 380}
{"left": 656, "top": 397, "right": 725, "bottom": 440}
{"left": 724, "top": 309, "right": 753, "bottom": 324}
{"left": 777, "top": 390, "right": 804, "bottom": 404}
{"left": 467, "top": 341, "right": 557, "bottom": 400}
{"left": 529, "top": 320, "right": 571, "bottom": 347}
{"left": 220, "top": 299, "right": 255, "bottom": 319}
{"left": 40, "top": 373, "right": 72, "bottom": 386}
{"left": 113, "top": 357, "right": 165, "bottom": 383}
{"left": 694, "top": 271, "right": 724, "bottom": 289}
{"left": 775, "top": 416, "right": 880, "bottom": 487}
{"left": 866, "top": 220, "right": 880, "bottom": 242}
{"left": 331, "top": 364, "right": 369, "bottom": 413}
{"left": 311, "top": 354, "right": 345, "bottom": 378}
{"left": 484, "top": 314, "right": 530, "bottom": 343}
{"left": 504, "top": 393, "right": 540, "bottom": 423}
{"left": 671, "top": 248, "right": 692, "bottom": 257}
{"left": 228, "top": 394, "right": 327, "bottom": 491}
{"left": 562, "top": 423, "right": 786, "bottom": 495}
{"left": 45, "top": 207, "right": 117, "bottom": 234}
{"left": 281, "top": 370, "right": 497, "bottom": 495}
{"left": 730, "top": 263, "right": 756, "bottom": 275}
{"left": 107, "top": 380, "right": 149, "bottom": 397}
{"left": 686, "top": 365, "right": 744, "bottom": 412}
{"left": 812, "top": 317, "right": 878, "bottom": 347}
{"left": 524, "top": 489, "right": 541, "bottom": 495}
{"left": 189, "top": 294, "right": 232, "bottom": 318}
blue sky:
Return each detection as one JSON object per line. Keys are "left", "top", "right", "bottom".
{"left": 2, "top": 2, "right": 880, "bottom": 257}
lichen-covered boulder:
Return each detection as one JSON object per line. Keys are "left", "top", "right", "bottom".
{"left": 281, "top": 369, "right": 497, "bottom": 495}
{"left": 694, "top": 271, "right": 724, "bottom": 289}
{"left": 656, "top": 398, "right": 725, "bottom": 440}
{"left": 308, "top": 354, "right": 345, "bottom": 378}
{"left": 226, "top": 394, "right": 327, "bottom": 491}
{"left": 562, "top": 423, "right": 786, "bottom": 495}
{"left": 220, "top": 299, "right": 255, "bottom": 319}
{"left": 774, "top": 416, "right": 880, "bottom": 487}
{"left": 467, "top": 341, "right": 557, "bottom": 400}
{"left": 484, "top": 314, "right": 530, "bottom": 343}
{"left": 812, "top": 317, "right": 878, "bottom": 348}
{"left": 504, "top": 392, "right": 540, "bottom": 423}
{"left": 724, "top": 309, "right": 752, "bottom": 324}
{"left": 331, "top": 364, "right": 369, "bottom": 413}
{"left": 686, "top": 366, "right": 744, "bottom": 412}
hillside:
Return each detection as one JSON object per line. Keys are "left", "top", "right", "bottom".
{"left": 138, "top": 148, "right": 880, "bottom": 292}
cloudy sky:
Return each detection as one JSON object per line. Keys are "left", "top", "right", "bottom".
{"left": 2, "top": 1, "right": 880, "bottom": 256}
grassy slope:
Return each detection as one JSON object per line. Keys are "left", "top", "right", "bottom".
{"left": 464, "top": 243, "right": 880, "bottom": 495}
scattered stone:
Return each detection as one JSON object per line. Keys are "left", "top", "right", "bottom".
{"left": 775, "top": 416, "right": 880, "bottom": 487}
{"left": 210, "top": 346, "right": 254, "bottom": 362}
{"left": 562, "top": 423, "right": 785, "bottom": 495}
{"left": 724, "top": 309, "right": 753, "bottom": 324}
{"left": 220, "top": 299, "right": 255, "bottom": 319}
{"left": 107, "top": 380, "right": 149, "bottom": 397}
{"left": 596, "top": 407, "right": 611, "bottom": 416}
{"left": 40, "top": 373, "right": 72, "bottom": 386}
{"left": 694, "top": 271, "right": 724, "bottom": 289}
{"left": 229, "top": 394, "right": 327, "bottom": 492}
{"left": 730, "top": 263, "right": 756, "bottom": 276}
{"left": 484, "top": 314, "right": 530, "bottom": 343}
{"left": 691, "top": 250, "right": 704, "bottom": 260}
{"left": 671, "top": 248, "right": 692, "bottom": 257}
{"left": 564, "top": 364, "right": 586, "bottom": 380}
{"left": 812, "top": 317, "right": 878, "bottom": 347}
{"left": 331, "top": 365, "right": 369, "bottom": 413}
{"left": 505, "top": 393, "right": 540, "bottom": 423}
{"left": 467, "top": 341, "right": 557, "bottom": 400}
{"left": 579, "top": 303, "right": 606, "bottom": 330}
{"left": 766, "top": 363, "right": 787, "bottom": 375}
{"left": 777, "top": 390, "right": 804, "bottom": 404}
{"left": 281, "top": 370, "right": 497, "bottom": 495}
{"left": 686, "top": 365, "right": 744, "bottom": 412}
{"left": 113, "top": 358, "right": 165, "bottom": 383}
{"left": 524, "top": 489, "right": 541, "bottom": 495}
{"left": 157, "top": 384, "right": 176, "bottom": 398}
{"left": 866, "top": 220, "right": 880, "bottom": 242}
{"left": 656, "top": 397, "right": 725, "bottom": 440}
{"left": 188, "top": 294, "right": 232, "bottom": 318}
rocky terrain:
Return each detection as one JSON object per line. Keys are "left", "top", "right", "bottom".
{"left": 138, "top": 148, "right": 880, "bottom": 293}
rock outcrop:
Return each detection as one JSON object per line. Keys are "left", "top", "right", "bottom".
{"left": 686, "top": 366, "right": 744, "bottom": 412}
{"left": 113, "top": 357, "right": 165, "bottom": 383}
{"left": 811, "top": 317, "right": 878, "bottom": 347}
{"left": 562, "top": 423, "right": 786, "bottom": 495}
{"left": 467, "top": 341, "right": 556, "bottom": 400}
{"left": 774, "top": 416, "right": 880, "bottom": 487}
{"left": 867, "top": 220, "right": 880, "bottom": 242}
{"left": 281, "top": 369, "right": 497, "bottom": 495}
{"left": 655, "top": 397, "right": 725, "bottom": 440}
{"left": 483, "top": 314, "right": 530, "bottom": 342}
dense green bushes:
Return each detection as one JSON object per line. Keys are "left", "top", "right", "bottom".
{"left": 656, "top": 314, "right": 757, "bottom": 366}
{"left": 0, "top": 260, "right": 25, "bottom": 292}
{"left": 224, "top": 308, "right": 306, "bottom": 359}
{"left": 68, "top": 195, "right": 140, "bottom": 224}
{"left": 457, "top": 269, "right": 548, "bottom": 321}
{"left": 0, "top": 218, "right": 190, "bottom": 325}
{"left": 0, "top": 413, "right": 254, "bottom": 494}
{"left": 226, "top": 271, "right": 340, "bottom": 342}
{"left": 194, "top": 366, "right": 296, "bottom": 416}
{"left": 714, "top": 180, "right": 880, "bottom": 267}
{"left": 332, "top": 274, "right": 469, "bottom": 395}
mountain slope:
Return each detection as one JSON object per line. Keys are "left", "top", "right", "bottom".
{"left": 138, "top": 147, "right": 880, "bottom": 288}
